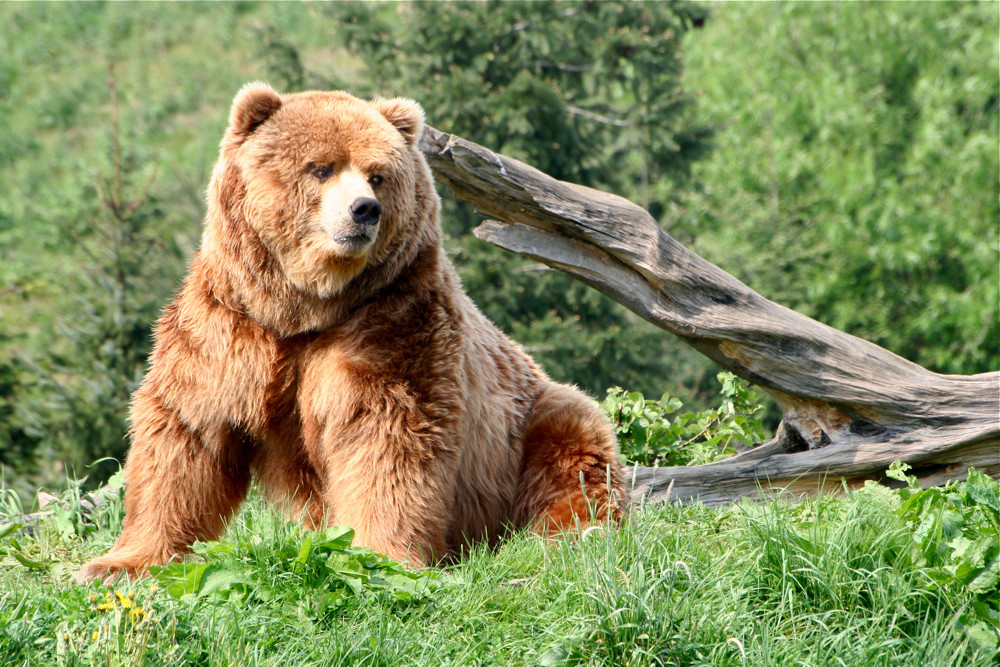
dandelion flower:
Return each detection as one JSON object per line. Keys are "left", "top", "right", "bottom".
{"left": 115, "top": 590, "right": 133, "bottom": 609}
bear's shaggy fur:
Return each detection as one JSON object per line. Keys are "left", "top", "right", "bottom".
{"left": 78, "top": 84, "right": 625, "bottom": 581}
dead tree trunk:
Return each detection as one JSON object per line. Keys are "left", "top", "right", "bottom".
{"left": 419, "top": 126, "right": 1000, "bottom": 506}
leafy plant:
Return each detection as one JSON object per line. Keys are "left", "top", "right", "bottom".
{"left": 602, "top": 371, "right": 767, "bottom": 466}
{"left": 0, "top": 465, "right": 125, "bottom": 578}
{"left": 149, "top": 524, "right": 440, "bottom": 618}
{"left": 42, "top": 466, "right": 126, "bottom": 541}
{"left": 882, "top": 462, "right": 1000, "bottom": 648}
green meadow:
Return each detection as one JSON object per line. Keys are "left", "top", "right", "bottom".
{"left": 1, "top": 3, "right": 997, "bottom": 665}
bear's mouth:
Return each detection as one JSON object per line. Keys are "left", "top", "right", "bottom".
{"left": 332, "top": 232, "right": 376, "bottom": 253}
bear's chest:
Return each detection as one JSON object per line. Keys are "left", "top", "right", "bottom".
{"left": 295, "top": 325, "right": 462, "bottom": 422}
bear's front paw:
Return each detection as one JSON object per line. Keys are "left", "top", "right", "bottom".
{"left": 77, "top": 555, "right": 147, "bottom": 586}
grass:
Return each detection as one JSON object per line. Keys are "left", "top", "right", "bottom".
{"left": 1, "top": 473, "right": 997, "bottom": 666}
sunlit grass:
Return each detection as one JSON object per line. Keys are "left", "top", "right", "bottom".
{"left": 1, "top": 478, "right": 996, "bottom": 666}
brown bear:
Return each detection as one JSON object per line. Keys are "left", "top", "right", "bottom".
{"left": 78, "top": 83, "right": 625, "bottom": 582}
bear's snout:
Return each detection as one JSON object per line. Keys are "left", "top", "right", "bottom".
{"left": 349, "top": 197, "right": 382, "bottom": 226}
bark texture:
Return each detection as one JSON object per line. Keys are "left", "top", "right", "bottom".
{"left": 419, "top": 126, "right": 1000, "bottom": 506}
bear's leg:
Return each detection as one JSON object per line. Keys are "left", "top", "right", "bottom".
{"left": 511, "top": 384, "right": 625, "bottom": 534}
{"left": 77, "top": 394, "right": 251, "bottom": 583}
{"left": 325, "top": 456, "right": 457, "bottom": 568}
{"left": 320, "top": 429, "right": 459, "bottom": 568}
{"left": 253, "top": 445, "right": 326, "bottom": 530}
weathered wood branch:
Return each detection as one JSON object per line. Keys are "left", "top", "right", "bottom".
{"left": 419, "top": 126, "right": 1000, "bottom": 506}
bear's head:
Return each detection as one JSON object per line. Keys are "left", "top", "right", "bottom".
{"left": 205, "top": 83, "right": 439, "bottom": 307}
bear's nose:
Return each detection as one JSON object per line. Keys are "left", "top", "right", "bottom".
{"left": 349, "top": 197, "right": 382, "bottom": 226}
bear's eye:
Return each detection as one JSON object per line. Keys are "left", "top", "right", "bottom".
{"left": 368, "top": 174, "right": 384, "bottom": 186}
{"left": 309, "top": 165, "right": 333, "bottom": 180}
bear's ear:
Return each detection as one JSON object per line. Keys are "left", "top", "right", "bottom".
{"left": 373, "top": 97, "right": 425, "bottom": 146}
{"left": 227, "top": 82, "right": 282, "bottom": 143}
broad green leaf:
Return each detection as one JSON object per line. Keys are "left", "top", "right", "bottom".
{"left": 295, "top": 535, "right": 313, "bottom": 565}
{"left": 315, "top": 526, "right": 355, "bottom": 551}
{"left": 196, "top": 567, "right": 252, "bottom": 599}
{"left": 0, "top": 522, "right": 22, "bottom": 540}
{"left": 12, "top": 551, "right": 47, "bottom": 569}
{"left": 150, "top": 561, "right": 213, "bottom": 599}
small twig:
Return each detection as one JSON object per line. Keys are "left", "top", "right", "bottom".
{"left": 566, "top": 105, "right": 631, "bottom": 127}
{"left": 535, "top": 61, "right": 596, "bottom": 74}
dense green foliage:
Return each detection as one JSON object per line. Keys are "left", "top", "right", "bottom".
{"left": 885, "top": 463, "right": 1000, "bottom": 645}
{"left": 681, "top": 2, "right": 999, "bottom": 374}
{"left": 600, "top": 372, "right": 767, "bottom": 467}
{"left": 150, "top": 525, "right": 439, "bottom": 610}
{"left": 1, "top": 468, "right": 997, "bottom": 665}
{"left": 0, "top": 2, "right": 996, "bottom": 494}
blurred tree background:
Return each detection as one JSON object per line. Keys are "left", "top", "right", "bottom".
{"left": 681, "top": 2, "right": 999, "bottom": 375}
{"left": 0, "top": 1, "right": 996, "bottom": 496}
